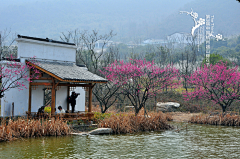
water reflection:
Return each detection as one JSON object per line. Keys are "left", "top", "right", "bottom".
{"left": 0, "top": 123, "right": 240, "bottom": 158}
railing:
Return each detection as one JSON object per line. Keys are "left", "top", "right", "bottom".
{"left": 55, "top": 112, "right": 94, "bottom": 121}
{"left": 26, "top": 111, "right": 94, "bottom": 121}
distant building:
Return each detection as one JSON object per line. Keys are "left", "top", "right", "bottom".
{"left": 166, "top": 32, "right": 204, "bottom": 48}
{"left": 126, "top": 39, "right": 166, "bottom": 48}
{"left": 95, "top": 40, "right": 114, "bottom": 49}
{"left": 142, "top": 39, "right": 166, "bottom": 45}
{"left": 167, "top": 32, "right": 193, "bottom": 45}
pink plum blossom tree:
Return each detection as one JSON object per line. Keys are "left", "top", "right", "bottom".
{"left": 0, "top": 57, "right": 39, "bottom": 98}
{"left": 101, "top": 59, "right": 179, "bottom": 116}
{"left": 183, "top": 63, "right": 240, "bottom": 112}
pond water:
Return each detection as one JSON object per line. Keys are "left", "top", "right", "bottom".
{"left": 1, "top": 123, "right": 240, "bottom": 158}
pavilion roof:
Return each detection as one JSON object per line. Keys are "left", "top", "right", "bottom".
{"left": 27, "top": 60, "right": 108, "bottom": 83}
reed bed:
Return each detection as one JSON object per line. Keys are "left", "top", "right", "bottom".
{"left": 189, "top": 114, "right": 240, "bottom": 126}
{"left": 98, "top": 112, "right": 173, "bottom": 134}
{"left": 0, "top": 118, "right": 70, "bottom": 142}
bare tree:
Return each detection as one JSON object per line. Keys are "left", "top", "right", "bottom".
{"left": 0, "top": 29, "right": 16, "bottom": 59}
{"left": 165, "top": 33, "right": 203, "bottom": 92}
{"left": 179, "top": 34, "right": 202, "bottom": 91}
{"left": 0, "top": 29, "right": 39, "bottom": 98}
{"left": 92, "top": 45, "right": 121, "bottom": 113}
{"left": 155, "top": 45, "right": 171, "bottom": 67}
{"left": 93, "top": 82, "right": 120, "bottom": 113}
{"left": 61, "top": 29, "right": 116, "bottom": 74}
{"left": 61, "top": 30, "right": 121, "bottom": 113}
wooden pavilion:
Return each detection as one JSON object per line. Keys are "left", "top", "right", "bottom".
{"left": 0, "top": 35, "right": 108, "bottom": 119}
{"left": 26, "top": 59, "right": 107, "bottom": 119}
{"left": 1, "top": 35, "right": 107, "bottom": 119}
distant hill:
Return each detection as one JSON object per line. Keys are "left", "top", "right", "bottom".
{"left": 0, "top": 0, "right": 239, "bottom": 42}
{"left": 153, "top": 0, "right": 240, "bottom": 39}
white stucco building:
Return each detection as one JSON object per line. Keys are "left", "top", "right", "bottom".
{"left": 1, "top": 35, "right": 107, "bottom": 117}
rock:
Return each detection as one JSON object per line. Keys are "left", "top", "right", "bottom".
{"left": 156, "top": 102, "right": 180, "bottom": 113}
{"left": 89, "top": 128, "right": 113, "bottom": 135}
{"left": 124, "top": 106, "right": 134, "bottom": 112}
{"left": 71, "top": 128, "right": 113, "bottom": 135}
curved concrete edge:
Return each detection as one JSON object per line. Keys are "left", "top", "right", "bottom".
{"left": 89, "top": 128, "right": 113, "bottom": 135}
{"left": 70, "top": 128, "right": 113, "bottom": 135}
{"left": 71, "top": 132, "right": 89, "bottom": 136}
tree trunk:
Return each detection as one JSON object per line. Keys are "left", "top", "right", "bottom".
{"left": 100, "top": 104, "right": 104, "bottom": 113}
{"left": 135, "top": 108, "right": 140, "bottom": 116}
{"left": 102, "top": 109, "right": 106, "bottom": 113}
{"left": 222, "top": 105, "right": 226, "bottom": 113}
{"left": 102, "top": 105, "right": 108, "bottom": 113}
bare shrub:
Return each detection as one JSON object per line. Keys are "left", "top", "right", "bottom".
{"left": 0, "top": 118, "right": 70, "bottom": 142}
{"left": 98, "top": 112, "right": 172, "bottom": 134}
{"left": 189, "top": 114, "right": 240, "bottom": 126}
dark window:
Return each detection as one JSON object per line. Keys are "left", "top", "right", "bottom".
{"left": 43, "top": 88, "right": 52, "bottom": 106}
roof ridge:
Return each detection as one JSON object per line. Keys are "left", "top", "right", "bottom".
{"left": 28, "top": 58, "right": 74, "bottom": 64}
{"left": 18, "top": 35, "right": 75, "bottom": 46}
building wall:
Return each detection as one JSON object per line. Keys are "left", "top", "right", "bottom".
{"left": 1, "top": 88, "right": 29, "bottom": 117}
{"left": 31, "top": 85, "right": 44, "bottom": 112}
{"left": 75, "top": 87, "right": 86, "bottom": 112}
{"left": 16, "top": 38, "right": 76, "bottom": 62}
{"left": 0, "top": 38, "right": 87, "bottom": 117}
{"left": 70, "top": 87, "right": 86, "bottom": 112}
{"left": 56, "top": 86, "right": 68, "bottom": 112}
{"left": 0, "top": 66, "right": 29, "bottom": 116}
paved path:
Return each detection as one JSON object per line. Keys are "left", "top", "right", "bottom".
{"left": 170, "top": 112, "right": 202, "bottom": 122}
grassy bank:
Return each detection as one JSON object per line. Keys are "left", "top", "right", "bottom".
{"left": 98, "top": 111, "right": 173, "bottom": 134}
{"left": 0, "top": 118, "right": 70, "bottom": 142}
{"left": 189, "top": 114, "right": 240, "bottom": 126}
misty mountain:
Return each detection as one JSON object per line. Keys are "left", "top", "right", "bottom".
{"left": 153, "top": 0, "right": 240, "bottom": 39}
{"left": 0, "top": 0, "right": 239, "bottom": 42}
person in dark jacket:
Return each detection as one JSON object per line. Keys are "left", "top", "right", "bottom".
{"left": 70, "top": 91, "right": 80, "bottom": 113}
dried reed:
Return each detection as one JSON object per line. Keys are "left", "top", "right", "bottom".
{"left": 0, "top": 118, "right": 70, "bottom": 142}
{"left": 91, "top": 105, "right": 118, "bottom": 114}
{"left": 189, "top": 114, "right": 240, "bottom": 126}
{"left": 98, "top": 111, "right": 172, "bottom": 134}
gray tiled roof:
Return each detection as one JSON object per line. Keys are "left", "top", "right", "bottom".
{"left": 29, "top": 60, "right": 108, "bottom": 83}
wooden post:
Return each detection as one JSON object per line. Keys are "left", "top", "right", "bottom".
{"left": 28, "top": 81, "right": 32, "bottom": 117}
{"left": 88, "top": 83, "right": 92, "bottom": 113}
{"left": 51, "top": 78, "right": 56, "bottom": 116}
{"left": 12, "top": 102, "right": 14, "bottom": 117}
{"left": 67, "top": 86, "right": 70, "bottom": 111}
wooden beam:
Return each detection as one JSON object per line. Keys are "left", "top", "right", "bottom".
{"left": 67, "top": 86, "right": 70, "bottom": 111}
{"left": 32, "top": 77, "right": 52, "bottom": 80}
{"left": 92, "top": 83, "right": 96, "bottom": 88}
{"left": 58, "top": 83, "right": 92, "bottom": 87}
{"left": 55, "top": 81, "right": 60, "bottom": 87}
{"left": 51, "top": 78, "right": 56, "bottom": 115}
{"left": 31, "top": 82, "right": 52, "bottom": 86}
{"left": 88, "top": 83, "right": 93, "bottom": 113}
